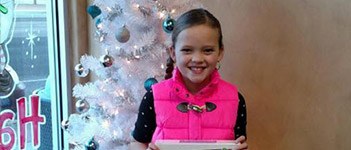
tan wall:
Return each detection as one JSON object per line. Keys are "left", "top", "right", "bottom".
{"left": 202, "top": 0, "right": 351, "bottom": 149}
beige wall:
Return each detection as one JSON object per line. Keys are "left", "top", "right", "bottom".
{"left": 202, "top": 0, "right": 351, "bottom": 149}
{"left": 66, "top": 0, "right": 90, "bottom": 113}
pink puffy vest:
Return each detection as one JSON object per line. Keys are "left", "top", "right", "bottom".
{"left": 151, "top": 68, "right": 239, "bottom": 142}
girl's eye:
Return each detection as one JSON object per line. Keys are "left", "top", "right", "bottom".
{"left": 181, "top": 48, "right": 192, "bottom": 53}
{"left": 204, "top": 48, "right": 214, "bottom": 54}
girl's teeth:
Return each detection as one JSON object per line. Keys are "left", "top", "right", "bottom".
{"left": 190, "top": 67, "right": 204, "bottom": 72}
{"left": 192, "top": 67, "right": 201, "bottom": 70}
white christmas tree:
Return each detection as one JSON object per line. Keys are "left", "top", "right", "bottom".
{"left": 63, "top": 0, "right": 202, "bottom": 149}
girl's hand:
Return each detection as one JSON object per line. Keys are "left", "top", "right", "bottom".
{"left": 146, "top": 143, "right": 159, "bottom": 150}
{"left": 234, "top": 136, "right": 248, "bottom": 150}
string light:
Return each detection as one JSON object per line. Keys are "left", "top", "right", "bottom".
{"left": 133, "top": 3, "right": 140, "bottom": 8}
{"left": 99, "top": 34, "right": 105, "bottom": 42}
{"left": 114, "top": 109, "right": 119, "bottom": 115}
{"left": 113, "top": 130, "right": 119, "bottom": 137}
{"left": 104, "top": 78, "right": 111, "bottom": 83}
{"left": 134, "top": 49, "right": 141, "bottom": 59}
{"left": 118, "top": 90, "right": 125, "bottom": 97}
{"left": 102, "top": 120, "right": 110, "bottom": 129}
{"left": 126, "top": 58, "right": 131, "bottom": 64}
{"left": 101, "top": 103, "right": 107, "bottom": 110}
{"left": 99, "top": 83, "right": 109, "bottom": 93}
{"left": 158, "top": 11, "right": 166, "bottom": 19}
{"left": 106, "top": 7, "right": 112, "bottom": 12}
{"left": 97, "top": 23, "right": 103, "bottom": 30}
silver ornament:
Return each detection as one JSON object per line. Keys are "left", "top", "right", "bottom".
{"left": 61, "top": 119, "right": 69, "bottom": 131}
{"left": 115, "top": 26, "right": 130, "bottom": 43}
{"left": 100, "top": 54, "right": 114, "bottom": 67}
{"left": 75, "top": 99, "right": 90, "bottom": 113}
{"left": 74, "top": 64, "right": 89, "bottom": 77}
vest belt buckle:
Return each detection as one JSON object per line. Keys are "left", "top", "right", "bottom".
{"left": 188, "top": 104, "right": 205, "bottom": 113}
{"left": 176, "top": 102, "right": 217, "bottom": 113}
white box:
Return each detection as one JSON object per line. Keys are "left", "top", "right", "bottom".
{"left": 155, "top": 140, "right": 238, "bottom": 150}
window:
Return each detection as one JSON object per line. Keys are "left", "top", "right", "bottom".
{"left": 0, "top": 0, "right": 66, "bottom": 149}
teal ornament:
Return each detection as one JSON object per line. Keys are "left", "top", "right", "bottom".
{"left": 87, "top": 5, "right": 101, "bottom": 19}
{"left": 162, "top": 17, "right": 175, "bottom": 33}
{"left": 85, "top": 138, "right": 99, "bottom": 150}
{"left": 144, "top": 78, "right": 158, "bottom": 91}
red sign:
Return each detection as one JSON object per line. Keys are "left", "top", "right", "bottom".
{"left": 0, "top": 95, "right": 45, "bottom": 150}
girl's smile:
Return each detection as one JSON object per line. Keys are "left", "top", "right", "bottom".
{"left": 170, "top": 24, "right": 223, "bottom": 94}
{"left": 189, "top": 66, "right": 206, "bottom": 74}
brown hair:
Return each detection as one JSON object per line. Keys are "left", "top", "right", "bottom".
{"left": 164, "top": 8, "right": 223, "bottom": 79}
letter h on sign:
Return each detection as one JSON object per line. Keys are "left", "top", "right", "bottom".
{"left": 0, "top": 95, "right": 46, "bottom": 150}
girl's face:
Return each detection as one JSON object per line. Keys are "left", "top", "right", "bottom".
{"left": 170, "top": 24, "right": 223, "bottom": 93}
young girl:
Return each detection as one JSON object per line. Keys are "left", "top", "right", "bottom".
{"left": 129, "top": 8, "right": 248, "bottom": 150}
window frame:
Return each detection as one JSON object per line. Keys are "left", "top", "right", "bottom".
{"left": 47, "top": 0, "right": 72, "bottom": 149}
